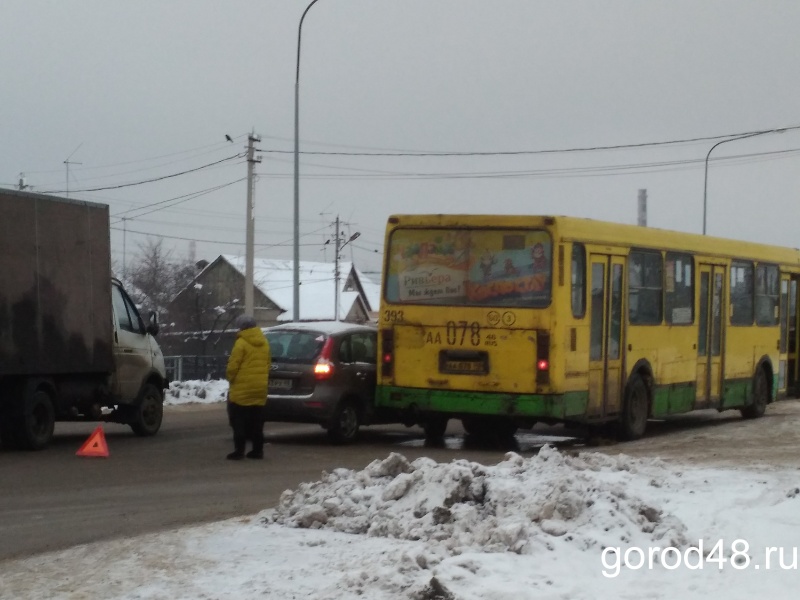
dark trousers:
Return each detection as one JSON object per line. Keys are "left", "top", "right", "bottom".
{"left": 227, "top": 402, "right": 265, "bottom": 455}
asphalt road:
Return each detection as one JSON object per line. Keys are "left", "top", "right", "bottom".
{"left": 3, "top": 399, "right": 799, "bottom": 561}
{"left": 0, "top": 403, "right": 516, "bottom": 561}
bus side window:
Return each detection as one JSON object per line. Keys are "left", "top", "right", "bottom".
{"left": 730, "top": 261, "right": 754, "bottom": 326}
{"left": 571, "top": 243, "right": 586, "bottom": 318}
{"left": 629, "top": 250, "right": 663, "bottom": 325}
{"left": 665, "top": 252, "right": 693, "bottom": 325}
{"left": 755, "top": 264, "right": 779, "bottom": 326}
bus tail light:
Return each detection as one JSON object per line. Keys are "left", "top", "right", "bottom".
{"left": 536, "top": 331, "right": 550, "bottom": 385}
{"left": 314, "top": 337, "right": 335, "bottom": 380}
{"left": 381, "top": 329, "right": 394, "bottom": 377}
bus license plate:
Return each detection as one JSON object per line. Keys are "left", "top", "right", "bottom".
{"left": 442, "top": 360, "right": 486, "bottom": 375}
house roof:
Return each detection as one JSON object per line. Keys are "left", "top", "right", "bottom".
{"left": 221, "top": 255, "right": 380, "bottom": 321}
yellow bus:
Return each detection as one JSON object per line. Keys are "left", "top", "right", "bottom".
{"left": 375, "top": 214, "right": 800, "bottom": 440}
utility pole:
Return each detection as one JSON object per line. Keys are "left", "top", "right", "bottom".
{"left": 637, "top": 189, "right": 647, "bottom": 227}
{"left": 334, "top": 216, "right": 340, "bottom": 321}
{"left": 331, "top": 215, "right": 360, "bottom": 322}
{"left": 244, "top": 130, "right": 262, "bottom": 318}
{"left": 122, "top": 218, "right": 128, "bottom": 280}
{"left": 64, "top": 143, "right": 83, "bottom": 198}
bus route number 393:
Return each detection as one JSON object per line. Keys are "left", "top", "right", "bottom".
{"left": 384, "top": 310, "right": 404, "bottom": 323}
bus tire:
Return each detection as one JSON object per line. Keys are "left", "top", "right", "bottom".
{"left": 462, "top": 416, "right": 517, "bottom": 440}
{"left": 618, "top": 374, "right": 649, "bottom": 441}
{"left": 741, "top": 368, "right": 768, "bottom": 419}
{"left": 461, "top": 416, "right": 483, "bottom": 437}
{"left": 423, "top": 416, "right": 449, "bottom": 441}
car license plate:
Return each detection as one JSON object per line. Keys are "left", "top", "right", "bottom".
{"left": 269, "top": 378, "right": 292, "bottom": 391}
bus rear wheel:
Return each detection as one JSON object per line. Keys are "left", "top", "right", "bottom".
{"left": 423, "top": 416, "right": 449, "bottom": 441}
{"left": 462, "top": 416, "right": 517, "bottom": 440}
{"left": 741, "top": 368, "right": 768, "bottom": 419}
{"left": 618, "top": 374, "right": 649, "bottom": 441}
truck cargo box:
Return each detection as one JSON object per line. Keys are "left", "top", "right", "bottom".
{"left": 0, "top": 190, "right": 114, "bottom": 377}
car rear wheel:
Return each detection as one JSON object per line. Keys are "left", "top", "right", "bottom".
{"left": 327, "top": 398, "right": 360, "bottom": 444}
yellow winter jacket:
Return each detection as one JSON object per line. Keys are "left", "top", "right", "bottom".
{"left": 226, "top": 327, "right": 271, "bottom": 406}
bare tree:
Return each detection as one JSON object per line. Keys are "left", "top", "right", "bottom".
{"left": 125, "top": 238, "right": 196, "bottom": 318}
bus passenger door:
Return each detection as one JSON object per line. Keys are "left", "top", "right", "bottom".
{"left": 782, "top": 275, "right": 799, "bottom": 397}
{"left": 696, "top": 264, "right": 725, "bottom": 407}
{"left": 588, "top": 255, "right": 625, "bottom": 419}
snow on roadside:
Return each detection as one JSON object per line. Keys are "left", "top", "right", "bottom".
{"left": 2, "top": 444, "right": 799, "bottom": 599}
{"left": 265, "top": 447, "right": 687, "bottom": 553}
{"left": 165, "top": 379, "right": 228, "bottom": 405}
{"left": 260, "top": 446, "right": 693, "bottom": 598}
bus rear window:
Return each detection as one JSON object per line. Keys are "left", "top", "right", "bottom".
{"left": 384, "top": 228, "right": 551, "bottom": 307}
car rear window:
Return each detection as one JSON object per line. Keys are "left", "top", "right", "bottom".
{"left": 265, "top": 330, "right": 326, "bottom": 364}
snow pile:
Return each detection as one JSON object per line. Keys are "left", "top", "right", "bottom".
{"left": 165, "top": 379, "right": 228, "bottom": 405}
{"left": 265, "top": 446, "right": 688, "bottom": 558}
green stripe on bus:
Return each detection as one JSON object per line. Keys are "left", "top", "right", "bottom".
{"left": 376, "top": 386, "right": 589, "bottom": 419}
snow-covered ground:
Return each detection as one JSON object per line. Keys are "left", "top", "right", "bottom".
{"left": 2, "top": 381, "right": 798, "bottom": 599}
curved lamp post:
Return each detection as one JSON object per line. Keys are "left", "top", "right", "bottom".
{"left": 293, "top": 0, "right": 323, "bottom": 321}
{"left": 702, "top": 128, "right": 784, "bottom": 235}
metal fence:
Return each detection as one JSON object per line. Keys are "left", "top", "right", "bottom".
{"left": 164, "top": 355, "right": 228, "bottom": 382}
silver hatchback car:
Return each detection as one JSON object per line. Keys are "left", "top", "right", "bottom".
{"left": 263, "top": 321, "right": 388, "bottom": 443}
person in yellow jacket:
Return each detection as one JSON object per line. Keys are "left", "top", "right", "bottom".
{"left": 225, "top": 314, "right": 271, "bottom": 460}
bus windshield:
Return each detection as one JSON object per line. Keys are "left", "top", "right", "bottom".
{"left": 384, "top": 227, "right": 552, "bottom": 307}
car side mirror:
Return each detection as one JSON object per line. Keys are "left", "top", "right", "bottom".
{"left": 146, "top": 311, "right": 160, "bottom": 336}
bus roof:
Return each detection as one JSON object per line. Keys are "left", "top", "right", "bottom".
{"left": 385, "top": 214, "right": 800, "bottom": 267}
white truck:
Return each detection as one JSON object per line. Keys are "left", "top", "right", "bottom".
{"left": 0, "top": 189, "right": 168, "bottom": 450}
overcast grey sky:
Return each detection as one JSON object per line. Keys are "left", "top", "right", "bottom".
{"left": 2, "top": 1, "right": 799, "bottom": 275}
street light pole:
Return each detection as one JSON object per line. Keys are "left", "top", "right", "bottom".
{"left": 702, "top": 128, "right": 785, "bottom": 235}
{"left": 294, "top": 0, "right": 323, "bottom": 322}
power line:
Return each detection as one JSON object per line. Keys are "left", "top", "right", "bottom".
{"left": 111, "top": 178, "right": 246, "bottom": 221}
{"left": 112, "top": 224, "right": 333, "bottom": 249}
{"left": 41, "top": 154, "right": 245, "bottom": 194}
{"left": 257, "top": 125, "right": 800, "bottom": 157}
{"left": 255, "top": 146, "right": 800, "bottom": 181}
{"left": 24, "top": 136, "right": 248, "bottom": 175}
{"left": 110, "top": 226, "right": 325, "bottom": 247}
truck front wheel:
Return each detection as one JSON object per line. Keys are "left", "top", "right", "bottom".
{"left": 129, "top": 384, "right": 164, "bottom": 437}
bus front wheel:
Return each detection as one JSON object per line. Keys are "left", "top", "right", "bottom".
{"left": 619, "top": 374, "right": 649, "bottom": 441}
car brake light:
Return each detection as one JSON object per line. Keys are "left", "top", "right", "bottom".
{"left": 314, "top": 337, "right": 335, "bottom": 380}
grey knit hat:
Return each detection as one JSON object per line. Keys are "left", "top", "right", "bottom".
{"left": 235, "top": 314, "right": 257, "bottom": 330}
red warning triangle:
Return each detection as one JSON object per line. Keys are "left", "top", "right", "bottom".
{"left": 76, "top": 426, "right": 109, "bottom": 458}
